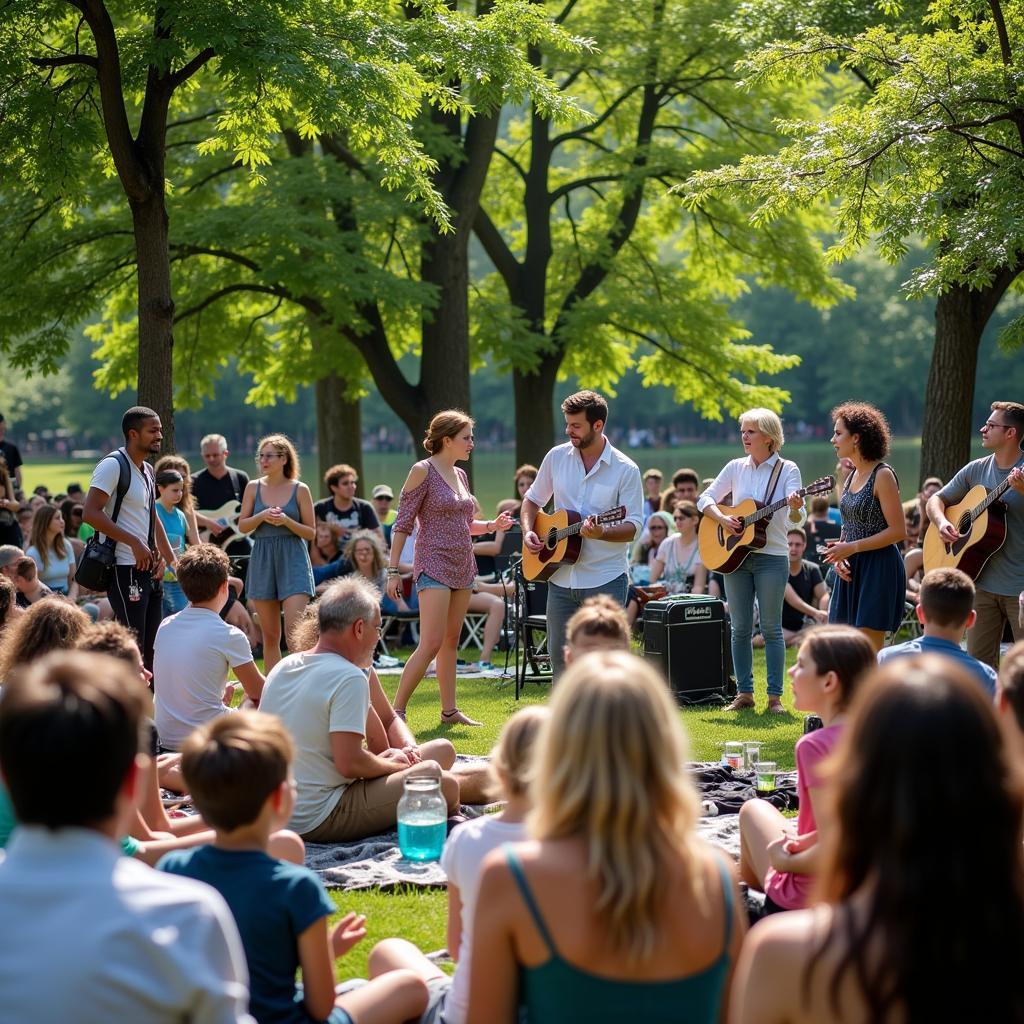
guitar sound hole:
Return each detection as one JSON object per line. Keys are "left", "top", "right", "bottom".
{"left": 545, "top": 531, "right": 557, "bottom": 550}
{"left": 957, "top": 515, "right": 971, "bottom": 535}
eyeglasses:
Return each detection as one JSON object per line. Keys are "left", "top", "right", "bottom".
{"left": 982, "top": 420, "right": 1008, "bottom": 431}
{"left": 375, "top": 496, "right": 392, "bottom": 503}
{"left": 257, "top": 451, "right": 282, "bottom": 461}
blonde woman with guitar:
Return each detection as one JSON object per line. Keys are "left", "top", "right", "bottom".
{"left": 697, "top": 409, "right": 805, "bottom": 713}
{"left": 386, "top": 411, "right": 514, "bottom": 726}
{"left": 521, "top": 391, "right": 643, "bottom": 681}
{"left": 822, "top": 402, "right": 906, "bottom": 653}
{"left": 925, "top": 401, "right": 1024, "bottom": 669}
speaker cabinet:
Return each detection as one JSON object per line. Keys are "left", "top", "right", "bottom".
{"left": 643, "top": 595, "right": 735, "bottom": 704}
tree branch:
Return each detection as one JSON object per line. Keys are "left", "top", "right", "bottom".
{"left": 548, "top": 174, "right": 626, "bottom": 205}
{"left": 174, "top": 283, "right": 286, "bottom": 323}
{"left": 29, "top": 54, "right": 98, "bottom": 70}
{"left": 551, "top": 85, "right": 640, "bottom": 147}
{"left": 168, "top": 244, "right": 262, "bottom": 272}
{"left": 79, "top": 0, "right": 145, "bottom": 199}
{"left": 169, "top": 48, "right": 215, "bottom": 89}
{"left": 493, "top": 145, "right": 528, "bottom": 185}
{"left": 473, "top": 205, "right": 521, "bottom": 290}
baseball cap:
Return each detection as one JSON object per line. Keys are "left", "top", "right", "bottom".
{"left": 372, "top": 484, "right": 394, "bottom": 500}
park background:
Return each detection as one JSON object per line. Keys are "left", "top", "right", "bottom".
{"left": 3, "top": 0, "right": 1023, "bottom": 975}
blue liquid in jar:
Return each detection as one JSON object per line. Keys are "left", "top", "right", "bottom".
{"left": 398, "top": 816, "right": 446, "bottom": 861}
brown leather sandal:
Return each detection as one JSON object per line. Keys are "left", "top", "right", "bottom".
{"left": 726, "top": 693, "right": 755, "bottom": 711}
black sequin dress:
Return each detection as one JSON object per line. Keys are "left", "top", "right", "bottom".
{"left": 828, "top": 463, "right": 907, "bottom": 632}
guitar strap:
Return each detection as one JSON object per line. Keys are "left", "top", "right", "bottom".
{"left": 763, "top": 457, "right": 787, "bottom": 506}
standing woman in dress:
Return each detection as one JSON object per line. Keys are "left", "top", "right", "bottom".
{"left": 698, "top": 409, "right": 805, "bottom": 713}
{"left": 822, "top": 402, "right": 906, "bottom": 652}
{"left": 238, "top": 434, "right": 315, "bottom": 671}
{"left": 386, "top": 411, "right": 513, "bottom": 727}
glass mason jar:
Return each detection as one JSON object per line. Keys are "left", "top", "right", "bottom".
{"left": 396, "top": 776, "right": 447, "bottom": 862}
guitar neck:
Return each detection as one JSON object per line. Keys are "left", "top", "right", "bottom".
{"left": 972, "top": 475, "right": 1014, "bottom": 522}
{"left": 745, "top": 493, "right": 797, "bottom": 527}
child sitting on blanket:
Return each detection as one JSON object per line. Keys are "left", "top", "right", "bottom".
{"left": 360, "top": 706, "right": 550, "bottom": 1024}
{"left": 159, "top": 711, "right": 429, "bottom": 1024}
{"left": 739, "top": 625, "right": 875, "bottom": 914}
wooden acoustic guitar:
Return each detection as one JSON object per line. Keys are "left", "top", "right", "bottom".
{"left": 522, "top": 505, "right": 627, "bottom": 582}
{"left": 922, "top": 477, "right": 1015, "bottom": 579}
{"left": 698, "top": 476, "right": 836, "bottom": 573}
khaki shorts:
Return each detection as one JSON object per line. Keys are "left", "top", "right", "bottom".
{"left": 301, "top": 761, "right": 442, "bottom": 843}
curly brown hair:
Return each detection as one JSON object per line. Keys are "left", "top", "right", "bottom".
{"left": 0, "top": 597, "right": 90, "bottom": 680}
{"left": 831, "top": 402, "right": 891, "bottom": 462}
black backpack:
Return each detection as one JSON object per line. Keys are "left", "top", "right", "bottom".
{"left": 75, "top": 451, "right": 153, "bottom": 592}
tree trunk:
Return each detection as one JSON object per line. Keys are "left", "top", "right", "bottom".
{"left": 513, "top": 353, "right": 562, "bottom": 467}
{"left": 131, "top": 193, "right": 175, "bottom": 452}
{"left": 315, "top": 372, "right": 363, "bottom": 494}
{"left": 920, "top": 271, "right": 1021, "bottom": 485}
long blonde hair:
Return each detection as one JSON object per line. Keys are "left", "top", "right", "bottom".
{"left": 528, "top": 650, "right": 702, "bottom": 961}
{"left": 342, "top": 529, "right": 386, "bottom": 578}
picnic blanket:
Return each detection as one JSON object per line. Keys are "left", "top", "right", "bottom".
{"left": 306, "top": 760, "right": 798, "bottom": 891}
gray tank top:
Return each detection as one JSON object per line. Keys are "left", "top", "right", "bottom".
{"left": 251, "top": 482, "right": 301, "bottom": 540}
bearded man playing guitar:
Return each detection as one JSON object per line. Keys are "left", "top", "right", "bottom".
{"left": 926, "top": 401, "right": 1024, "bottom": 669}
{"left": 697, "top": 408, "right": 806, "bottom": 713}
{"left": 521, "top": 390, "right": 643, "bottom": 680}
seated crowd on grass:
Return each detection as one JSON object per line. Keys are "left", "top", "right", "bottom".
{"left": 2, "top": 421, "right": 1024, "bottom": 1021}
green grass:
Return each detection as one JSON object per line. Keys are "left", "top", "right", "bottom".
{"left": 298, "top": 644, "right": 804, "bottom": 977}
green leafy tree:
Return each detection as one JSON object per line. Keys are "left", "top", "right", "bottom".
{"left": 685, "top": 0, "right": 1024, "bottom": 481}
{"left": 469, "top": 0, "right": 847, "bottom": 466}
{"left": 0, "top": 0, "right": 564, "bottom": 451}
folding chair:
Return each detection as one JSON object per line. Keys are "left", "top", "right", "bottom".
{"left": 514, "top": 565, "right": 551, "bottom": 699}
{"left": 460, "top": 612, "right": 488, "bottom": 650}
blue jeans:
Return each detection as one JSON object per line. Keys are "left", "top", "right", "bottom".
{"left": 161, "top": 579, "right": 188, "bottom": 618}
{"left": 547, "top": 573, "right": 629, "bottom": 680}
{"left": 722, "top": 552, "right": 788, "bottom": 697}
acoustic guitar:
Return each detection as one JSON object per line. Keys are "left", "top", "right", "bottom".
{"left": 698, "top": 476, "right": 836, "bottom": 573}
{"left": 922, "top": 477, "right": 1016, "bottom": 579}
{"left": 196, "top": 499, "right": 246, "bottom": 547}
{"left": 522, "top": 505, "right": 627, "bottom": 582}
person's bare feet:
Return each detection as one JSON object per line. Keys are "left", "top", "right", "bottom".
{"left": 441, "top": 707, "right": 483, "bottom": 727}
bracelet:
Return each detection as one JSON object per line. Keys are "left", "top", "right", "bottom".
{"left": 385, "top": 567, "right": 400, "bottom": 576}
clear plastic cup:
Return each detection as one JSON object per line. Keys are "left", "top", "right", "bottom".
{"left": 743, "top": 742, "right": 762, "bottom": 771}
{"left": 755, "top": 761, "right": 777, "bottom": 793}
{"left": 724, "top": 741, "right": 745, "bottom": 770}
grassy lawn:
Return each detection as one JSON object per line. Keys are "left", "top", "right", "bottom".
{"left": 312, "top": 644, "right": 801, "bottom": 977}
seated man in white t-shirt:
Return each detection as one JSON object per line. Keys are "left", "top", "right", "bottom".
{"left": 154, "top": 544, "right": 264, "bottom": 751}
{"left": 259, "top": 576, "right": 460, "bottom": 843}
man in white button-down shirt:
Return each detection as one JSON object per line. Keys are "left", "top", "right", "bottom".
{"left": 522, "top": 391, "right": 643, "bottom": 679}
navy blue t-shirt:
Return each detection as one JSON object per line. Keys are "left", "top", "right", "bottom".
{"left": 158, "top": 845, "right": 339, "bottom": 1024}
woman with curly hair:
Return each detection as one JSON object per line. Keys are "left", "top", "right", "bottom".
{"left": 730, "top": 656, "right": 1024, "bottom": 1023}
{"left": 823, "top": 402, "right": 907, "bottom": 651}
{"left": 0, "top": 597, "right": 90, "bottom": 681}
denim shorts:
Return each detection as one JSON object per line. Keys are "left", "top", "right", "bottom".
{"left": 415, "top": 572, "right": 449, "bottom": 593}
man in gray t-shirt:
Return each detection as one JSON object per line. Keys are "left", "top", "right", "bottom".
{"left": 927, "top": 401, "right": 1024, "bottom": 668}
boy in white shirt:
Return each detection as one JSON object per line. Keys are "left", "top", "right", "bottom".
{"left": 155, "top": 544, "right": 264, "bottom": 751}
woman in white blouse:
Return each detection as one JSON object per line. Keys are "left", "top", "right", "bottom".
{"left": 697, "top": 409, "right": 804, "bottom": 713}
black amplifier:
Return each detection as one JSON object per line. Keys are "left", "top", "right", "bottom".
{"left": 642, "top": 594, "right": 735, "bottom": 704}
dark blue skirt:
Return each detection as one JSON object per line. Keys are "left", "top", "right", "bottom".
{"left": 828, "top": 543, "right": 906, "bottom": 633}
